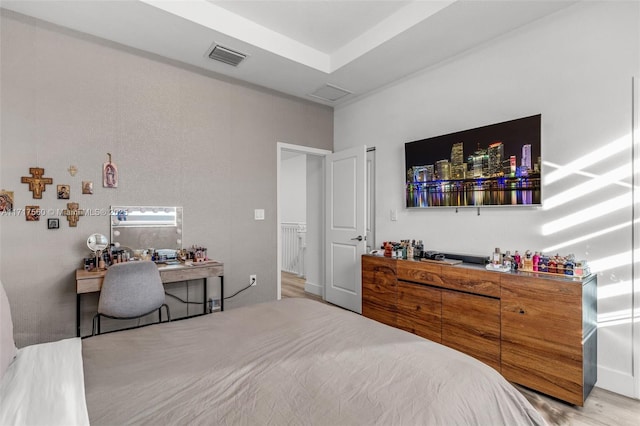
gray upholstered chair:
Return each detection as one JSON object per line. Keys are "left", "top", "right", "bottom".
{"left": 92, "top": 261, "right": 170, "bottom": 335}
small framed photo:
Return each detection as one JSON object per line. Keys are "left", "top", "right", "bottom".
{"left": 26, "top": 205, "right": 40, "bottom": 221}
{"left": 0, "top": 190, "right": 14, "bottom": 213}
{"left": 82, "top": 181, "right": 93, "bottom": 195}
{"left": 57, "top": 184, "right": 70, "bottom": 199}
{"left": 48, "top": 218, "right": 59, "bottom": 229}
{"left": 103, "top": 162, "right": 118, "bottom": 188}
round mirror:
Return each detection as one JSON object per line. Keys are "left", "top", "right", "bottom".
{"left": 87, "top": 233, "right": 108, "bottom": 252}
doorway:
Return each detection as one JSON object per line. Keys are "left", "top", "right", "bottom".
{"left": 277, "top": 143, "right": 331, "bottom": 300}
{"left": 276, "top": 143, "right": 376, "bottom": 308}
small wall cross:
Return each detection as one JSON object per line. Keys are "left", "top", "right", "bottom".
{"left": 21, "top": 168, "right": 53, "bottom": 199}
{"left": 63, "top": 202, "right": 84, "bottom": 227}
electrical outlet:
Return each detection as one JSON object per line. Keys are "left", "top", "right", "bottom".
{"left": 250, "top": 274, "right": 257, "bottom": 286}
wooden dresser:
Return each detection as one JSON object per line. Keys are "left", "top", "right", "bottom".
{"left": 362, "top": 255, "right": 597, "bottom": 406}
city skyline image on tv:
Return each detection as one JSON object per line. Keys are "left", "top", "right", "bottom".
{"left": 405, "top": 114, "right": 542, "bottom": 208}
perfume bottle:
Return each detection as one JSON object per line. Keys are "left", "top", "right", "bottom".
{"left": 492, "top": 248, "right": 502, "bottom": 265}
{"left": 407, "top": 243, "right": 414, "bottom": 259}
{"left": 523, "top": 250, "right": 533, "bottom": 271}
{"left": 503, "top": 250, "right": 512, "bottom": 270}
{"left": 384, "top": 242, "right": 392, "bottom": 258}
{"left": 532, "top": 251, "right": 540, "bottom": 272}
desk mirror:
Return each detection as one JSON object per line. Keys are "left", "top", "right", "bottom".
{"left": 110, "top": 206, "right": 182, "bottom": 254}
{"left": 87, "top": 233, "right": 108, "bottom": 252}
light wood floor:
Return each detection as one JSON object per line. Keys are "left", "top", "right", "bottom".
{"left": 280, "top": 271, "right": 640, "bottom": 425}
{"left": 517, "top": 384, "right": 640, "bottom": 425}
{"left": 281, "top": 271, "right": 326, "bottom": 304}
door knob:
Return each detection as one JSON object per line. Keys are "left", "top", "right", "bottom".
{"left": 351, "top": 235, "right": 364, "bottom": 241}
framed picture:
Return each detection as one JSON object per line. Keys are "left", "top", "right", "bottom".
{"left": 0, "top": 190, "right": 14, "bottom": 213}
{"left": 25, "top": 205, "right": 40, "bottom": 221}
{"left": 103, "top": 162, "right": 118, "bottom": 188}
{"left": 405, "top": 114, "right": 542, "bottom": 208}
{"left": 57, "top": 184, "right": 70, "bottom": 199}
{"left": 48, "top": 218, "right": 59, "bottom": 229}
{"left": 82, "top": 181, "right": 93, "bottom": 195}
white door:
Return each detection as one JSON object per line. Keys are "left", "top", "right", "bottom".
{"left": 325, "top": 146, "right": 367, "bottom": 313}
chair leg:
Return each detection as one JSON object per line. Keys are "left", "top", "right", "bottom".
{"left": 162, "top": 303, "right": 170, "bottom": 322}
{"left": 92, "top": 313, "right": 102, "bottom": 336}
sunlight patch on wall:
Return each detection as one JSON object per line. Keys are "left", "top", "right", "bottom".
{"left": 598, "top": 280, "right": 633, "bottom": 300}
{"left": 589, "top": 248, "right": 638, "bottom": 274}
{"left": 543, "top": 219, "right": 638, "bottom": 253}
{"left": 544, "top": 161, "right": 632, "bottom": 188}
{"left": 542, "top": 165, "right": 631, "bottom": 210}
{"left": 544, "top": 134, "right": 630, "bottom": 185}
{"left": 598, "top": 308, "right": 638, "bottom": 328}
{"left": 541, "top": 193, "right": 631, "bottom": 235}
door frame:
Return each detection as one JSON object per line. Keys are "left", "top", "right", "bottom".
{"left": 276, "top": 142, "right": 331, "bottom": 300}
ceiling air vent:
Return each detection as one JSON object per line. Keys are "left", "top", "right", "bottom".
{"left": 207, "top": 44, "right": 247, "bottom": 67}
{"left": 308, "top": 84, "right": 352, "bottom": 102}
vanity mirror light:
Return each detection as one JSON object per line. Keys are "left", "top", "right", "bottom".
{"left": 110, "top": 206, "right": 183, "bottom": 255}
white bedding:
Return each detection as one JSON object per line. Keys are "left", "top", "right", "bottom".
{"left": 0, "top": 337, "right": 89, "bottom": 426}
{"left": 0, "top": 300, "right": 545, "bottom": 425}
{"left": 83, "top": 298, "right": 546, "bottom": 425}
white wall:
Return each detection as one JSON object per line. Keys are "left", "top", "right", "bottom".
{"left": 280, "top": 155, "right": 307, "bottom": 223}
{"left": 335, "top": 1, "right": 639, "bottom": 398}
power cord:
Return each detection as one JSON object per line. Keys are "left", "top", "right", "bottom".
{"left": 165, "top": 291, "right": 204, "bottom": 305}
{"left": 223, "top": 277, "right": 256, "bottom": 300}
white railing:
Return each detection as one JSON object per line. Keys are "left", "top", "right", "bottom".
{"left": 281, "top": 222, "right": 306, "bottom": 277}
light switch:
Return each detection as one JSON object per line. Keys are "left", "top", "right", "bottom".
{"left": 390, "top": 209, "right": 398, "bottom": 221}
{"left": 254, "top": 209, "right": 265, "bottom": 220}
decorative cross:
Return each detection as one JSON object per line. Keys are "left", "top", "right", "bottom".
{"left": 21, "top": 167, "right": 53, "bottom": 199}
{"left": 63, "top": 202, "right": 84, "bottom": 227}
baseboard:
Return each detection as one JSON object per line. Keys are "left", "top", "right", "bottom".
{"left": 596, "top": 366, "right": 637, "bottom": 399}
{"left": 304, "top": 281, "right": 323, "bottom": 297}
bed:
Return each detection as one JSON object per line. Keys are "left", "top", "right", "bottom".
{"left": 1, "top": 289, "right": 546, "bottom": 425}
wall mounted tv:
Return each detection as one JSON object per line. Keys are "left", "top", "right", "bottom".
{"left": 405, "top": 114, "right": 541, "bottom": 208}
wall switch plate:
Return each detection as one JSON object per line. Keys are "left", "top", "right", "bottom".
{"left": 250, "top": 274, "right": 257, "bottom": 286}
{"left": 390, "top": 209, "right": 398, "bottom": 221}
{"left": 254, "top": 209, "right": 265, "bottom": 220}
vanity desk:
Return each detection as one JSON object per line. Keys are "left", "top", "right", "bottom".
{"left": 75, "top": 261, "right": 224, "bottom": 337}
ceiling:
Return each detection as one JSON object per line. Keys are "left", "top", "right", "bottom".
{"left": 0, "top": 0, "right": 577, "bottom": 107}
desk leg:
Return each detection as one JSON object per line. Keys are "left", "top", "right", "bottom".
{"left": 220, "top": 276, "right": 224, "bottom": 312}
{"left": 203, "top": 278, "right": 208, "bottom": 314}
{"left": 76, "top": 294, "right": 81, "bottom": 338}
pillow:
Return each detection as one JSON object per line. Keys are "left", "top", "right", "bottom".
{"left": 0, "top": 279, "right": 17, "bottom": 381}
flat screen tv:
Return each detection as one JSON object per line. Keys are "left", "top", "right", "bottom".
{"left": 405, "top": 114, "right": 541, "bottom": 208}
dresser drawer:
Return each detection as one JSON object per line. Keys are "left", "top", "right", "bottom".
{"left": 362, "top": 256, "right": 397, "bottom": 327}
{"left": 77, "top": 277, "right": 103, "bottom": 293}
{"left": 397, "top": 260, "right": 444, "bottom": 286}
{"left": 397, "top": 281, "right": 442, "bottom": 342}
{"left": 440, "top": 267, "right": 500, "bottom": 298}
{"left": 442, "top": 290, "right": 501, "bottom": 371}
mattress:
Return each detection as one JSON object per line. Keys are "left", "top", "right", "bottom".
{"left": 82, "top": 298, "right": 546, "bottom": 425}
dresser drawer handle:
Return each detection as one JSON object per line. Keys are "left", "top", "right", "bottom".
{"left": 519, "top": 309, "right": 526, "bottom": 314}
